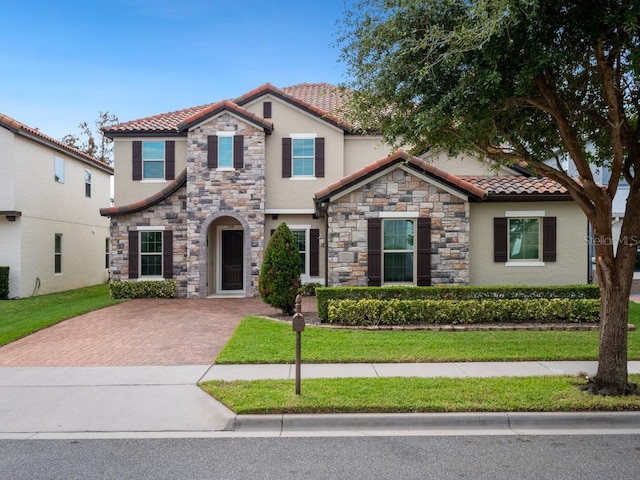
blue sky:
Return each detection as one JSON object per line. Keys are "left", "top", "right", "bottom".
{"left": 1, "top": 0, "right": 350, "bottom": 140}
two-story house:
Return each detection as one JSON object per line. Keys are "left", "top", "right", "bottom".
{"left": 100, "top": 83, "right": 590, "bottom": 298}
{"left": 0, "top": 113, "right": 113, "bottom": 298}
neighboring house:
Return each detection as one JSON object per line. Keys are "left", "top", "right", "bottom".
{"left": 100, "top": 83, "right": 589, "bottom": 298}
{"left": 0, "top": 113, "right": 113, "bottom": 298}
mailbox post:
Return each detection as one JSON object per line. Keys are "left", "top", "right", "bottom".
{"left": 292, "top": 295, "right": 305, "bottom": 395}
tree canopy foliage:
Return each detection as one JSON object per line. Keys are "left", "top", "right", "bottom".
{"left": 62, "top": 111, "right": 118, "bottom": 165}
{"left": 339, "top": 0, "right": 640, "bottom": 394}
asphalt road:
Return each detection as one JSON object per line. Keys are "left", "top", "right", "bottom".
{"left": 1, "top": 435, "right": 639, "bottom": 479}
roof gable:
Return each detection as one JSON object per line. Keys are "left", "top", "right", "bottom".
{"left": 0, "top": 113, "right": 113, "bottom": 173}
{"left": 176, "top": 100, "right": 274, "bottom": 133}
{"left": 103, "top": 83, "right": 352, "bottom": 136}
{"left": 315, "top": 150, "right": 487, "bottom": 203}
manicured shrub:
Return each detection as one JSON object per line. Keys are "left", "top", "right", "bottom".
{"left": 316, "top": 285, "right": 600, "bottom": 321}
{"left": 326, "top": 298, "right": 601, "bottom": 326}
{"left": 109, "top": 279, "right": 176, "bottom": 299}
{"left": 259, "top": 223, "right": 301, "bottom": 315}
{"left": 298, "top": 282, "right": 322, "bottom": 297}
{"left": 0, "top": 266, "right": 9, "bottom": 300}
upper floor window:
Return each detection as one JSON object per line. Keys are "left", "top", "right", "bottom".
{"left": 142, "top": 141, "right": 165, "bottom": 179}
{"left": 282, "top": 136, "right": 325, "bottom": 179}
{"left": 292, "top": 138, "right": 315, "bottom": 176}
{"left": 132, "top": 140, "right": 175, "bottom": 181}
{"left": 383, "top": 219, "right": 415, "bottom": 283}
{"left": 217, "top": 132, "right": 234, "bottom": 169}
{"left": 54, "top": 156, "right": 65, "bottom": 183}
{"left": 85, "top": 169, "right": 92, "bottom": 197}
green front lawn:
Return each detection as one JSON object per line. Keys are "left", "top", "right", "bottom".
{"left": 214, "top": 302, "right": 640, "bottom": 364}
{"left": 0, "top": 284, "right": 123, "bottom": 347}
{"left": 201, "top": 374, "right": 640, "bottom": 414}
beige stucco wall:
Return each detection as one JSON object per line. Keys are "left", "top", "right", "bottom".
{"left": 1, "top": 131, "right": 111, "bottom": 297}
{"left": 0, "top": 127, "right": 16, "bottom": 209}
{"left": 422, "top": 150, "right": 515, "bottom": 176}
{"left": 112, "top": 137, "right": 187, "bottom": 206}
{"left": 469, "top": 201, "right": 589, "bottom": 286}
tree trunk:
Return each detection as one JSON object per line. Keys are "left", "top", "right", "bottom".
{"left": 588, "top": 279, "right": 634, "bottom": 395}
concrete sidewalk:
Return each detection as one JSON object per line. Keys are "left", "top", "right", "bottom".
{"left": 2, "top": 361, "right": 640, "bottom": 439}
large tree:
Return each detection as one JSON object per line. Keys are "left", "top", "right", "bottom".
{"left": 339, "top": 0, "right": 640, "bottom": 394}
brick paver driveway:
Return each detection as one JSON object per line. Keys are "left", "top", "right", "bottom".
{"left": 0, "top": 297, "right": 296, "bottom": 367}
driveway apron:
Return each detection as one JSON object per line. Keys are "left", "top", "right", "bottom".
{"left": 0, "top": 297, "right": 283, "bottom": 367}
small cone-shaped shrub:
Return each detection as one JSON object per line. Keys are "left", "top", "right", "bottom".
{"left": 259, "top": 222, "right": 301, "bottom": 315}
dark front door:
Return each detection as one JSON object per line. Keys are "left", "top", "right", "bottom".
{"left": 221, "top": 230, "right": 243, "bottom": 290}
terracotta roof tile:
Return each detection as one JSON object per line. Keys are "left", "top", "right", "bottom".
{"left": 0, "top": 112, "right": 113, "bottom": 172}
{"left": 315, "top": 150, "right": 487, "bottom": 202}
{"left": 461, "top": 176, "right": 568, "bottom": 195}
{"left": 176, "top": 100, "right": 273, "bottom": 132}
{"left": 100, "top": 168, "right": 187, "bottom": 216}
{"left": 103, "top": 83, "right": 351, "bottom": 135}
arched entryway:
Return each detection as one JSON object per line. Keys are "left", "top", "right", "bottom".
{"left": 202, "top": 214, "right": 249, "bottom": 297}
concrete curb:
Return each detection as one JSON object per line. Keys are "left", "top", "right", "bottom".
{"left": 232, "top": 411, "right": 640, "bottom": 434}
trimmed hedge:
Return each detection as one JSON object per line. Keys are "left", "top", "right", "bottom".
{"left": 316, "top": 285, "right": 600, "bottom": 321}
{"left": 109, "top": 280, "right": 176, "bottom": 299}
{"left": 327, "top": 298, "right": 601, "bottom": 326}
{"left": 0, "top": 266, "right": 8, "bottom": 300}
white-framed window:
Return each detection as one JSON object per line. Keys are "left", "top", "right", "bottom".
{"left": 54, "top": 156, "right": 65, "bottom": 183}
{"left": 85, "top": 169, "right": 92, "bottom": 197}
{"left": 508, "top": 217, "right": 540, "bottom": 261}
{"left": 290, "top": 229, "right": 308, "bottom": 275}
{"left": 54, "top": 233, "right": 62, "bottom": 274}
{"left": 140, "top": 231, "right": 163, "bottom": 276}
{"left": 142, "top": 141, "right": 165, "bottom": 179}
{"left": 383, "top": 218, "right": 415, "bottom": 283}
{"left": 217, "top": 131, "right": 234, "bottom": 169}
{"left": 291, "top": 135, "right": 315, "bottom": 177}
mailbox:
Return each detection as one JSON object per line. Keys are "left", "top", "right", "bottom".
{"left": 292, "top": 313, "right": 305, "bottom": 332}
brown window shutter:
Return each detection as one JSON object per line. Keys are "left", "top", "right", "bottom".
{"left": 163, "top": 230, "right": 174, "bottom": 278}
{"left": 282, "top": 137, "right": 292, "bottom": 178}
{"left": 310, "top": 228, "right": 320, "bottom": 276}
{"left": 132, "top": 141, "right": 142, "bottom": 180}
{"left": 233, "top": 135, "right": 244, "bottom": 169}
{"left": 416, "top": 218, "right": 432, "bottom": 286}
{"left": 128, "top": 230, "right": 139, "bottom": 279}
{"left": 165, "top": 141, "right": 175, "bottom": 180}
{"left": 494, "top": 217, "right": 508, "bottom": 262}
{"left": 263, "top": 101, "right": 272, "bottom": 118}
{"left": 315, "top": 137, "right": 325, "bottom": 178}
{"left": 543, "top": 217, "right": 557, "bottom": 262}
{"left": 368, "top": 218, "right": 382, "bottom": 286}
{"left": 207, "top": 135, "right": 218, "bottom": 169}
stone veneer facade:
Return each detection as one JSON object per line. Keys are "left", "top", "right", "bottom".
{"left": 108, "top": 190, "right": 189, "bottom": 296}
{"left": 185, "top": 113, "right": 266, "bottom": 298}
{"left": 326, "top": 169, "right": 470, "bottom": 286}
{"left": 108, "top": 112, "right": 266, "bottom": 298}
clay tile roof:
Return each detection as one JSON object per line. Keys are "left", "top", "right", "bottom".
{"left": 0, "top": 112, "right": 113, "bottom": 173}
{"left": 100, "top": 168, "right": 187, "bottom": 217}
{"left": 176, "top": 100, "right": 273, "bottom": 132}
{"left": 315, "top": 150, "right": 487, "bottom": 202}
{"left": 103, "top": 83, "right": 351, "bottom": 136}
{"left": 461, "top": 175, "right": 569, "bottom": 196}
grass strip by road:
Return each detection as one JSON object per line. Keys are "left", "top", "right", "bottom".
{"left": 0, "top": 284, "right": 122, "bottom": 347}
{"left": 201, "top": 374, "right": 640, "bottom": 414}
{"left": 214, "top": 303, "right": 640, "bottom": 364}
